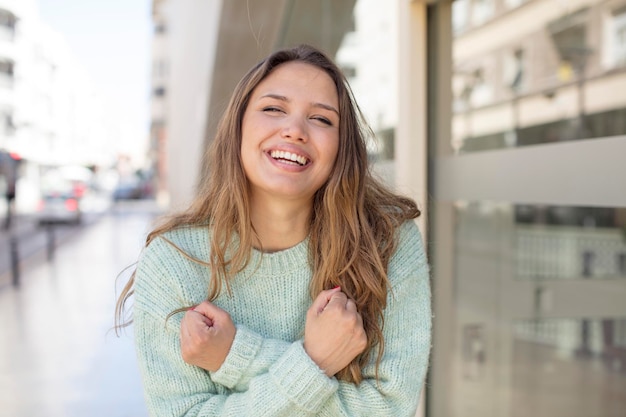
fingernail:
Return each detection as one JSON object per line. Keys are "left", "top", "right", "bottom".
{"left": 332, "top": 286, "right": 341, "bottom": 290}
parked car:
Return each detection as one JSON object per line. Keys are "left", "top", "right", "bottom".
{"left": 36, "top": 171, "right": 83, "bottom": 225}
{"left": 112, "top": 172, "right": 153, "bottom": 201}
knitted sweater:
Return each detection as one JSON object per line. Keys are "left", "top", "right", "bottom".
{"left": 133, "top": 220, "right": 431, "bottom": 417}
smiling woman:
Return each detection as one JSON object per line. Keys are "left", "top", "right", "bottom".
{"left": 115, "top": 44, "right": 431, "bottom": 417}
{"left": 241, "top": 61, "right": 340, "bottom": 221}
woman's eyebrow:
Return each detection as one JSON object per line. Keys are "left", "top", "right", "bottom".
{"left": 260, "top": 93, "right": 339, "bottom": 116}
{"left": 260, "top": 93, "right": 288, "bottom": 102}
{"left": 312, "top": 102, "right": 339, "bottom": 116}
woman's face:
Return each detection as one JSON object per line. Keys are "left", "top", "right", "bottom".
{"left": 241, "top": 61, "right": 340, "bottom": 205}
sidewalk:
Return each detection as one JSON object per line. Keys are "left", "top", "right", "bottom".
{"left": 0, "top": 203, "right": 161, "bottom": 417}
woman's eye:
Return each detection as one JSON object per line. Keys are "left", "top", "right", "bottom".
{"left": 313, "top": 116, "right": 332, "bottom": 126}
{"left": 262, "top": 107, "right": 283, "bottom": 113}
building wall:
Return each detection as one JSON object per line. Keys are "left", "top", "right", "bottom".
{"left": 149, "top": 0, "right": 170, "bottom": 205}
{"left": 0, "top": 0, "right": 112, "bottom": 167}
{"left": 0, "top": 0, "right": 115, "bottom": 213}
{"left": 156, "top": 0, "right": 221, "bottom": 209}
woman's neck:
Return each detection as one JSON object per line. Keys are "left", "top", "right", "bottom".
{"left": 249, "top": 195, "right": 311, "bottom": 252}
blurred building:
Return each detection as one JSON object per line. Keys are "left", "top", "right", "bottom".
{"left": 148, "top": 0, "right": 626, "bottom": 416}
{"left": 451, "top": 0, "right": 626, "bottom": 152}
{"left": 0, "top": 0, "right": 112, "bottom": 167}
{"left": 0, "top": 0, "right": 118, "bottom": 213}
{"left": 149, "top": 0, "right": 169, "bottom": 205}
{"left": 0, "top": 1, "right": 17, "bottom": 149}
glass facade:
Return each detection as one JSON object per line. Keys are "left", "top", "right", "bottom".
{"left": 429, "top": 1, "right": 626, "bottom": 416}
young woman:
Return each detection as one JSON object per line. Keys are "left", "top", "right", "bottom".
{"left": 116, "top": 44, "right": 431, "bottom": 417}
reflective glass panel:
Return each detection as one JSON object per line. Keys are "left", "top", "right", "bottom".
{"left": 514, "top": 205, "right": 626, "bottom": 280}
{"left": 452, "top": 0, "right": 626, "bottom": 154}
{"left": 457, "top": 202, "right": 626, "bottom": 281}
{"left": 451, "top": 201, "right": 626, "bottom": 416}
{"left": 512, "top": 318, "right": 626, "bottom": 417}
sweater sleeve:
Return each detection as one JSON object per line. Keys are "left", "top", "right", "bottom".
{"left": 133, "top": 237, "right": 339, "bottom": 417}
{"left": 208, "top": 324, "right": 291, "bottom": 391}
{"left": 313, "top": 220, "right": 431, "bottom": 416}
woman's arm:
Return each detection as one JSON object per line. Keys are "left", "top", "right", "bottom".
{"left": 133, "top": 237, "right": 341, "bottom": 416}
{"left": 135, "top": 306, "right": 339, "bottom": 417}
{"left": 195, "top": 287, "right": 365, "bottom": 393}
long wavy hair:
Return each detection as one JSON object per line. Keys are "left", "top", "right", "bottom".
{"left": 115, "top": 44, "right": 420, "bottom": 384}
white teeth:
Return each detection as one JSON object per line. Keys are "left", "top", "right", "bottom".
{"left": 270, "top": 150, "right": 308, "bottom": 166}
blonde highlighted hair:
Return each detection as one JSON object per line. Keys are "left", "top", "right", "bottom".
{"left": 115, "top": 44, "right": 420, "bottom": 384}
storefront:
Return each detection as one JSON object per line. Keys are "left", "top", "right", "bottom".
{"left": 422, "top": 1, "right": 626, "bottom": 416}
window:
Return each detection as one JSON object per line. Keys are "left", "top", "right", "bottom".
{"left": 472, "top": 0, "right": 495, "bottom": 26}
{"left": 154, "top": 23, "right": 167, "bottom": 34}
{"left": 0, "top": 8, "right": 16, "bottom": 41}
{"left": 468, "top": 68, "right": 492, "bottom": 107}
{"left": 504, "top": 0, "right": 527, "bottom": 9}
{"left": 0, "top": 8, "right": 16, "bottom": 29}
{"left": 548, "top": 8, "right": 590, "bottom": 72}
{"left": 0, "top": 59, "right": 13, "bottom": 76}
{"left": 153, "top": 60, "right": 168, "bottom": 78}
{"left": 612, "top": 8, "right": 626, "bottom": 66}
{"left": 2, "top": 112, "right": 14, "bottom": 136}
{"left": 503, "top": 49, "right": 525, "bottom": 93}
{"left": 453, "top": 0, "right": 470, "bottom": 33}
{"left": 0, "top": 59, "right": 13, "bottom": 88}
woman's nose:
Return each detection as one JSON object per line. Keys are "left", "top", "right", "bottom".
{"left": 280, "top": 116, "right": 308, "bottom": 142}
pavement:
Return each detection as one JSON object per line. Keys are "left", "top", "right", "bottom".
{"left": 0, "top": 200, "right": 163, "bottom": 417}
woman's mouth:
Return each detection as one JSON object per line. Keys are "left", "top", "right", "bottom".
{"left": 269, "top": 150, "right": 310, "bottom": 166}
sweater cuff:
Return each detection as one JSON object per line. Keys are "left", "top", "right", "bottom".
{"left": 210, "top": 325, "right": 263, "bottom": 389}
{"left": 269, "top": 340, "right": 338, "bottom": 412}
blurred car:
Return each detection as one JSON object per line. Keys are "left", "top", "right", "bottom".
{"left": 36, "top": 171, "right": 83, "bottom": 225}
{"left": 112, "top": 173, "right": 153, "bottom": 201}
{"left": 37, "top": 193, "right": 82, "bottom": 225}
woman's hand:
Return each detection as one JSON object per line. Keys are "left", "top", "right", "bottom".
{"left": 180, "top": 301, "right": 236, "bottom": 372}
{"left": 303, "top": 287, "right": 367, "bottom": 377}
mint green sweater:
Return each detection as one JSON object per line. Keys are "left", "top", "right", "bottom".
{"left": 133, "top": 220, "right": 431, "bottom": 417}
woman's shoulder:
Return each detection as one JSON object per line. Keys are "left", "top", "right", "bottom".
{"left": 145, "top": 225, "right": 211, "bottom": 260}
{"left": 388, "top": 220, "right": 428, "bottom": 284}
{"left": 136, "top": 226, "right": 211, "bottom": 285}
{"left": 395, "top": 219, "right": 423, "bottom": 249}
{"left": 134, "top": 226, "right": 211, "bottom": 311}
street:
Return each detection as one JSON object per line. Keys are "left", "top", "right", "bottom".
{"left": 0, "top": 201, "right": 162, "bottom": 417}
{"left": 0, "top": 212, "right": 103, "bottom": 289}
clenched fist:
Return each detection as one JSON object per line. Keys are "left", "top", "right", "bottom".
{"left": 180, "top": 301, "right": 236, "bottom": 372}
{"left": 303, "top": 287, "right": 367, "bottom": 377}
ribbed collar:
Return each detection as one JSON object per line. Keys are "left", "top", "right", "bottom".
{"left": 167, "top": 225, "right": 312, "bottom": 277}
{"left": 242, "top": 237, "right": 311, "bottom": 277}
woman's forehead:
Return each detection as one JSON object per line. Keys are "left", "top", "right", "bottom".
{"left": 253, "top": 62, "right": 339, "bottom": 104}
